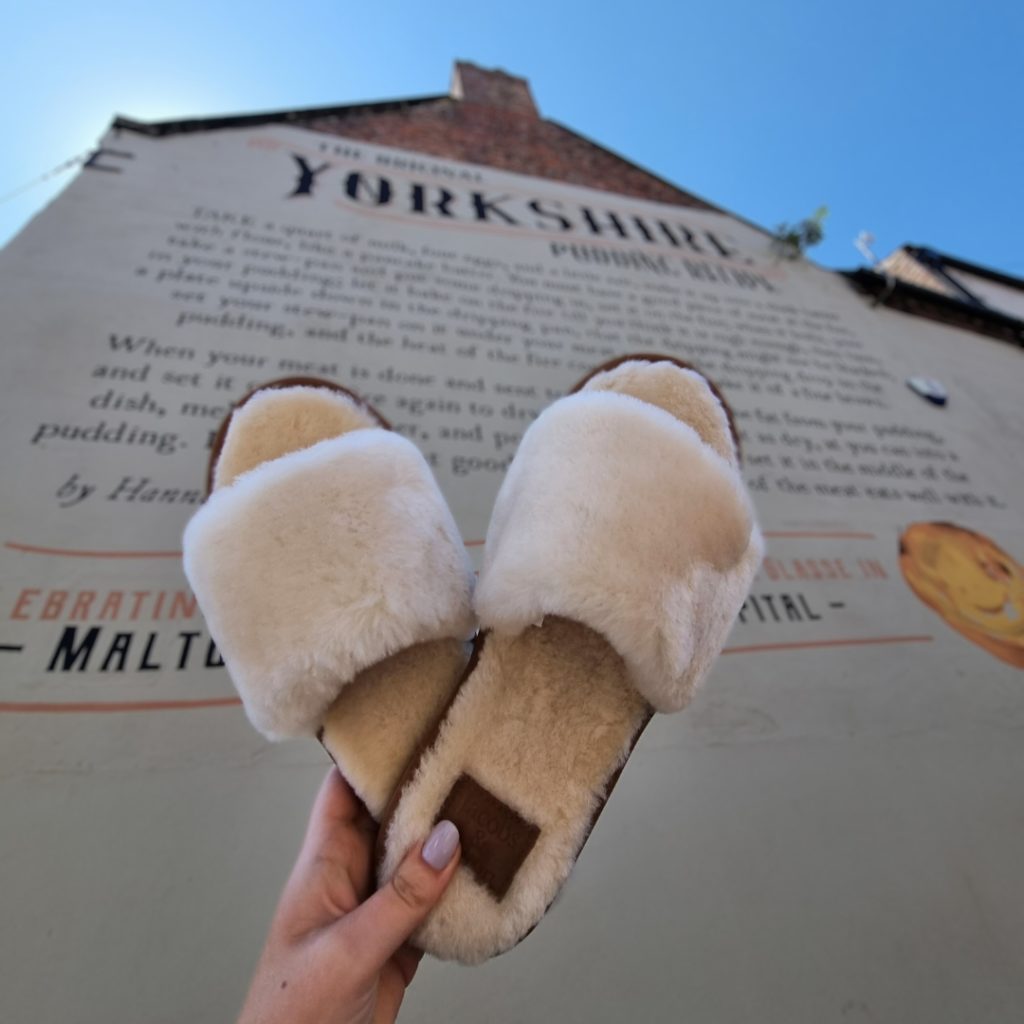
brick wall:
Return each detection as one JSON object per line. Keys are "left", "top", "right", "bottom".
{"left": 304, "top": 62, "right": 716, "bottom": 212}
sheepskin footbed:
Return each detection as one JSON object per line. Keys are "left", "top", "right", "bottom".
{"left": 213, "top": 385, "right": 381, "bottom": 489}
{"left": 183, "top": 385, "right": 475, "bottom": 816}
{"left": 377, "top": 360, "right": 763, "bottom": 964}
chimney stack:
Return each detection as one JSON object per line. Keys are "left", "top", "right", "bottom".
{"left": 450, "top": 61, "right": 539, "bottom": 118}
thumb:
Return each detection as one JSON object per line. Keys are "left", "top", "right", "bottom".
{"left": 332, "top": 820, "right": 461, "bottom": 979}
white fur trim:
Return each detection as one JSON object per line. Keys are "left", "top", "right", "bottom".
{"left": 183, "top": 430, "right": 475, "bottom": 739}
{"left": 474, "top": 391, "right": 763, "bottom": 712}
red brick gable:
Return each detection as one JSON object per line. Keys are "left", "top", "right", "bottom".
{"left": 303, "top": 62, "right": 716, "bottom": 212}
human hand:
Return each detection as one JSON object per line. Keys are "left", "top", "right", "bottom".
{"left": 237, "top": 768, "right": 461, "bottom": 1024}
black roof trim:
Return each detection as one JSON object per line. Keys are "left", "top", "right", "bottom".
{"left": 904, "top": 245, "right": 1024, "bottom": 296}
{"left": 843, "top": 268, "right": 1024, "bottom": 349}
{"left": 113, "top": 94, "right": 448, "bottom": 138}
{"left": 905, "top": 247, "right": 987, "bottom": 308}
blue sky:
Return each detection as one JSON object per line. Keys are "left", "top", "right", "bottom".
{"left": 3, "top": 1, "right": 1021, "bottom": 272}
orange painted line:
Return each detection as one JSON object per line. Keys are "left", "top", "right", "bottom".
{"left": 762, "top": 531, "right": 877, "bottom": 540}
{"left": 5, "top": 533, "right": 877, "bottom": 559}
{"left": 722, "top": 635, "right": 932, "bottom": 655}
{"left": 5, "top": 542, "right": 183, "bottom": 559}
{"left": 6, "top": 540, "right": 489, "bottom": 557}
{"left": 0, "top": 696, "right": 242, "bottom": 713}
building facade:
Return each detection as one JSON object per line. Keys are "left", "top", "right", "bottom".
{"left": 2, "top": 61, "right": 1023, "bottom": 1024}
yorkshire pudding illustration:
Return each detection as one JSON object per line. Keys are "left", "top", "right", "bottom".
{"left": 899, "top": 522, "right": 1024, "bottom": 668}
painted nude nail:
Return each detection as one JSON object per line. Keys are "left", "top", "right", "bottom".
{"left": 422, "top": 820, "right": 460, "bottom": 870}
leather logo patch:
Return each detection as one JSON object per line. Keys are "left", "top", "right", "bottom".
{"left": 438, "top": 774, "right": 540, "bottom": 901}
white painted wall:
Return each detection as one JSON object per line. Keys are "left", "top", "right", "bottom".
{"left": 2, "top": 124, "right": 1023, "bottom": 1023}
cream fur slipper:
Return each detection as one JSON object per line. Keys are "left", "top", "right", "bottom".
{"left": 183, "top": 378, "right": 476, "bottom": 818}
{"left": 375, "top": 356, "right": 763, "bottom": 963}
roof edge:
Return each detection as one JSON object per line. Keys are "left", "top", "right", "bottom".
{"left": 113, "top": 93, "right": 448, "bottom": 138}
{"left": 546, "top": 119, "right": 775, "bottom": 241}
{"left": 842, "top": 267, "right": 1024, "bottom": 349}
{"left": 545, "top": 117, "right": 719, "bottom": 215}
{"left": 905, "top": 245, "right": 1024, "bottom": 296}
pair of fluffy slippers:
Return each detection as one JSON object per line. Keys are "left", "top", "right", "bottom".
{"left": 183, "top": 357, "right": 763, "bottom": 964}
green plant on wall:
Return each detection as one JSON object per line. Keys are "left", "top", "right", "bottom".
{"left": 772, "top": 206, "right": 829, "bottom": 260}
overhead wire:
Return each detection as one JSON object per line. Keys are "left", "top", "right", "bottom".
{"left": 0, "top": 151, "right": 90, "bottom": 207}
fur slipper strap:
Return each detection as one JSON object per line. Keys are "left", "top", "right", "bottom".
{"left": 183, "top": 430, "right": 475, "bottom": 739}
{"left": 474, "top": 391, "right": 763, "bottom": 713}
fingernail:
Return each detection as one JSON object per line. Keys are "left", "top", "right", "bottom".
{"left": 422, "top": 820, "right": 459, "bottom": 870}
